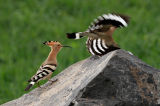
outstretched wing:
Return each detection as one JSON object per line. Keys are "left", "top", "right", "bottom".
{"left": 66, "top": 13, "right": 129, "bottom": 39}
{"left": 88, "top": 13, "right": 129, "bottom": 32}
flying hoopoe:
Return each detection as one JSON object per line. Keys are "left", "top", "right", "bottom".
{"left": 25, "top": 41, "right": 71, "bottom": 91}
{"left": 66, "top": 13, "right": 130, "bottom": 56}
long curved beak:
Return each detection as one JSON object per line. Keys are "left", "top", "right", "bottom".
{"left": 62, "top": 45, "right": 72, "bottom": 48}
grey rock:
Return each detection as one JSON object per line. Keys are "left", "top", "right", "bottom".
{"left": 71, "top": 50, "right": 160, "bottom": 106}
{"left": 2, "top": 50, "right": 160, "bottom": 106}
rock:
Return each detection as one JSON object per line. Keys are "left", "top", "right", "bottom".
{"left": 71, "top": 50, "right": 160, "bottom": 106}
{"left": 2, "top": 50, "right": 160, "bottom": 106}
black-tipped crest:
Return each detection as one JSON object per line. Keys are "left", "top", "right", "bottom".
{"left": 25, "top": 84, "right": 33, "bottom": 91}
{"left": 43, "top": 41, "right": 58, "bottom": 45}
{"left": 43, "top": 41, "right": 47, "bottom": 45}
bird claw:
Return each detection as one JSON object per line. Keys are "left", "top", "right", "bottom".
{"left": 37, "top": 82, "right": 41, "bottom": 88}
{"left": 38, "top": 86, "right": 42, "bottom": 88}
{"left": 49, "top": 78, "right": 58, "bottom": 84}
{"left": 90, "top": 55, "right": 100, "bottom": 60}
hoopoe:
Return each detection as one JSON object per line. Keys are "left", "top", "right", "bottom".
{"left": 25, "top": 41, "right": 71, "bottom": 91}
{"left": 66, "top": 13, "right": 130, "bottom": 56}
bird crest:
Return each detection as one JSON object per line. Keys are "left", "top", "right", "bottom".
{"left": 43, "top": 41, "right": 60, "bottom": 46}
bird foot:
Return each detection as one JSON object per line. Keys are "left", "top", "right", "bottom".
{"left": 37, "top": 83, "right": 41, "bottom": 88}
{"left": 38, "top": 86, "right": 42, "bottom": 88}
{"left": 90, "top": 55, "right": 100, "bottom": 60}
{"left": 49, "top": 78, "right": 58, "bottom": 85}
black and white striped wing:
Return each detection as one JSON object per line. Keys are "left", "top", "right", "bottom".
{"left": 66, "top": 13, "right": 129, "bottom": 40}
{"left": 30, "top": 64, "right": 56, "bottom": 84}
{"left": 25, "top": 64, "right": 57, "bottom": 91}
{"left": 86, "top": 38, "right": 120, "bottom": 56}
{"left": 88, "top": 13, "right": 129, "bottom": 32}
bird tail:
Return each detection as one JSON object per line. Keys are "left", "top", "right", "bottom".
{"left": 66, "top": 32, "right": 88, "bottom": 39}
{"left": 25, "top": 82, "right": 35, "bottom": 91}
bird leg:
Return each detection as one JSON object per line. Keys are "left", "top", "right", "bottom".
{"left": 49, "top": 78, "right": 58, "bottom": 84}
{"left": 90, "top": 55, "right": 100, "bottom": 60}
{"left": 37, "top": 82, "right": 41, "bottom": 88}
{"left": 46, "top": 74, "right": 58, "bottom": 85}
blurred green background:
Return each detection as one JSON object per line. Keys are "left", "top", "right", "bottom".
{"left": 0, "top": 0, "right": 160, "bottom": 104}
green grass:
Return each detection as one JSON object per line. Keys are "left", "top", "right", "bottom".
{"left": 0, "top": 0, "right": 160, "bottom": 104}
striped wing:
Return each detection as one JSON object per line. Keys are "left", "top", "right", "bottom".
{"left": 88, "top": 13, "right": 129, "bottom": 32}
{"left": 86, "top": 38, "right": 120, "bottom": 56}
{"left": 29, "top": 64, "right": 57, "bottom": 83}
{"left": 66, "top": 13, "right": 129, "bottom": 40}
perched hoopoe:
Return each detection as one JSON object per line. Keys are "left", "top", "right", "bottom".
{"left": 25, "top": 41, "right": 71, "bottom": 91}
{"left": 66, "top": 13, "right": 130, "bottom": 56}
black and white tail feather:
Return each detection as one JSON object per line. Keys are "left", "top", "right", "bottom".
{"left": 66, "top": 13, "right": 129, "bottom": 39}
{"left": 25, "top": 64, "right": 56, "bottom": 91}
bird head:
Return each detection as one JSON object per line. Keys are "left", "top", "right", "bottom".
{"left": 43, "top": 41, "right": 71, "bottom": 52}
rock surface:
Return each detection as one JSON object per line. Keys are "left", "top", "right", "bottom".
{"left": 2, "top": 50, "right": 160, "bottom": 106}
{"left": 71, "top": 50, "right": 160, "bottom": 106}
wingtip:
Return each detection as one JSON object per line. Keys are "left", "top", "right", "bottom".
{"left": 66, "top": 33, "right": 76, "bottom": 39}
{"left": 28, "top": 79, "right": 32, "bottom": 82}
{"left": 111, "top": 13, "right": 130, "bottom": 24}
{"left": 24, "top": 84, "right": 33, "bottom": 91}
